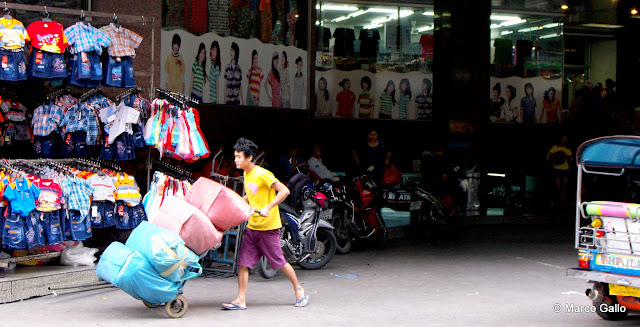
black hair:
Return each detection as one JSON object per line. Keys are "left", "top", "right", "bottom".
{"left": 271, "top": 52, "right": 280, "bottom": 82}
{"left": 606, "top": 78, "right": 616, "bottom": 89}
{"left": 295, "top": 56, "right": 303, "bottom": 78}
{"left": 282, "top": 51, "right": 288, "bottom": 69}
{"left": 318, "top": 77, "right": 329, "bottom": 101}
{"left": 231, "top": 42, "right": 239, "bottom": 64}
{"left": 339, "top": 78, "right": 350, "bottom": 88}
{"left": 422, "top": 78, "right": 432, "bottom": 94}
{"left": 233, "top": 137, "right": 258, "bottom": 159}
{"left": 506, "top": 85, "right": 516, "bottom": 100}
{"left": 524, "top": 83, "right": 534, "bottom": 97}
{"left": 172, "top": 34, "right": 181, "bottom": 47}
{"left": 250, "top": 49, "right": 258, "bottom": 68}
{"left": 544, "top": 87, "right": 556, "bottom": 103}
{"left": 361, "top": 76, "right": 372, "bottom": 91}
{"left": 400, "top": 78, "right": 411, "bottom": 98}
{"left": 492, "top": 83, "right": 501, "bottom": 92}
{"left": 210, "top": 41, "right": 221, "bottom": 70}
{"left": 385, "top": 80, "right": 397, "bottom": 106}
{"left": 195, "top": 42, "right": 207, "bottom": 81}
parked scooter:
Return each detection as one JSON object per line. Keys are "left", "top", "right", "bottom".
{"left": 256, "top": 189, "right": 337, "bottom": 279}
{"left": 320, "top": 175, "right": 388, "bottom": 254}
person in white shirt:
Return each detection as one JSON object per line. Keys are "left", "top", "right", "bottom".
{"left": 307, "top": 145, "right": 339, "bottom": 182}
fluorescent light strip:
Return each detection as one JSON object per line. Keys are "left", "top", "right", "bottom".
{"left": 501, "top": 30, "right": 513, "bottom": 35}
{"left": 349, "top": 10, "right": 367, "bottom": 18}
{"left": 491, "top": 19, "right": 527, "bottom": 29}
{"left": 317, "top": 4, "right": 359, "bottom": 11}
{"left": 332, "top": 15, "right": 349, "bottom": 22}
{"left": 539, "top": 32, "right": 562, "bottom": 39}
{"left": 581, "top": 23, "right": 623, "bottom": 28}
{"left": 490, "top": 14, "right": 522, "bottom": 21}
{"left": 416, "top": 25, "right": 434, "bottom": 32}
{"left": 363, "top": 24, "right": 382, "bottom": 29}
{"left": 423, "top": 11, "right": 434, "bottom": 16}
{"left": 487, "top": 173, "right": 506, "bottom": 177}
{"left": 518, "top": 26, "right": 542, "bottom": 33}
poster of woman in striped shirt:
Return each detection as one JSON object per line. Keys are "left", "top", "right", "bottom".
{"left": 357, "top": 76, "right": 374, "bottom": 119}
{"left": 188, "top": 43, "right": 207, "bottom": 102}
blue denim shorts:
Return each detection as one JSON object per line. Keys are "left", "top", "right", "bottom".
{"left": 29, "top": 50, "right": 67, "bottom": 79}
{"left": 130, "top": 204, "right": 147, "bottom": 229}
{"left": 2, "top": 213, "right": 26, "bottom": 249}
{"left": 66, "top": 209, "right": 92, "bottom": 241}
{"left": 0, "top": 49, "right": 27, "bottom": 81}
{"left": 104, "top": 56, "right": 135, "bottom": 88}
{"left": 132, "top": 124, "right": 145, "bottom": 150}
{"left": 34, "top": 133, "right": 58, "bottom": 158}
{"left": 60, "top": 131, "right": 89, "bottom": 158}
{"left": 68, "top": 51, "right": 102, "bottom": 87}
{"left": 115, "top": 201, "right": 132, "bottom": 230}
{"left": 100, "top": 133, "right": 133, "bottom": 161}
{"left": 25, "top": 210, "right": 46, "bottom": 248}
{"left": 91, "top": 201, "right": 116, "bottom": 229}
{"left": 41, "top": 210, "right": 63, "bottom": 245}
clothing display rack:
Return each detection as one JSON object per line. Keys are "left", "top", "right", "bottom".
{"left": 155, "top": 88, "right": 200, "bottom": 106}
{"left": 153, "top": 160, "right": 194, "bottom": 183}
{"left": 46, "top": 88, "right": 71, "bottom": 101}
{"left": 116, "top": 87, "right": 142, "bottom": 103}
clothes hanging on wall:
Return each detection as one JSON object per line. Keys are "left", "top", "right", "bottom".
{"left": 0, "top": 17, "right": 28, "bottom": 81}
{"left": 26, "top": 19, "right": 69, "bottom": 80}
{"left": 101, "top": 23, "right": 143, "bottom": 88}
{"left": 142, "top": 171, "right": 192, "bottom": 221}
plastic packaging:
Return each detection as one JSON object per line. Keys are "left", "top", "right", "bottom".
{"left": 96, "top": 242, "right": 180, "bottom": 304}
{"left": 125, "top": 221, "right": 202, "bottom": 282}
{"left": 60, "top": 241, "right": 98, "bottom": 267}
{"left": 150, "top": 196, "right": 222, "bottom": 255}
{"left": 185, "top": 177, "right": 252, "bottom": 231}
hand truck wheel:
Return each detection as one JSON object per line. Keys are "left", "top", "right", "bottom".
{"left": 142, "top": 300, "right": 159, "bottom": 308}
{"left": 166, "top": 294, "right": 188, "bottom": 318}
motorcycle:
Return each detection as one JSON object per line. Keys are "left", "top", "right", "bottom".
{"left": 256, "top": 189, "right": 337, "bottom": 279}
{"left": 321, "top": 175, "right": 388, "bottom": 254}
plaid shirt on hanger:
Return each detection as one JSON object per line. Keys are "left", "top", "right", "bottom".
{"left": 61, "top": 175, "right": 94, "bottom": 218}
{"left": 60, "top": 104, "right": 101, "bottom": 145}
{"left": 32, "top": 103, "right": 63, "bottom": 137}
{"left": 64, "top": 22, "right": 110, "bottom": 55}
{"left": 102, "top": 24, "right": 143, "bottom": 58}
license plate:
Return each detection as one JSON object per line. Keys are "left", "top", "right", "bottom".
{"left": 410, "top": 201, "right": 421, "bottom": 211}
{"left": 609, "top": 284, "right": 640, "bottom": 297}
{"left": 319, "top": 209, "right": 333, "bottom": 220}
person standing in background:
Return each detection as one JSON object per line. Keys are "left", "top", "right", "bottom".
{"left": 334, "top": 78, "right": 356, "bottom": 118}
{"left": 246, "top": 50, "right": 264, "bottom": 106}
{"left": 188, "top": 43, "right": 207, "bottom": 102}
{"left": 265, "top": 52, "right": 282, "bottom": 108}
{"left": 520, "top": 83, "right": 537, "bottom": 123}
{"left": 397, "top": 78, "right": 412, "bottom": 119}
{"left": 224, "top": 42, "right": 243, "bottom": 105}
{"left": 164, "top": 34, "right": 184, "bottom": 93}
{"left": 415, "top": 78, "right": 433, "bottom": 120}
{"left": 208, "top": 41, "right": 221, "bottom": 104}
{"left": 357, "top": 76, "right": 374, "bottom": 119}
{"left": 500, "top": 85, "right": 519, "bottom": 123}
{"left": 315, "top": 77, "right": 332, "bottom": 117}
{"left": 543, "top": 87, "right": 562, "bottom": 124}
{"left": 291, "top": 56, "right": 306, "bottom": 109}
{"left": 547, "top": 135, "right": 572, "bottom": 208}
{"left": 377, "top": 80, "right": 396, "bottom": 119}
{"left": 280, "top": 51, "right": 291, "bottom": 108}
{"left": 489, "top": 83, "right": 505, "bottom": 122}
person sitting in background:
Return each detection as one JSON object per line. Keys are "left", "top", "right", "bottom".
{"left": 307, "top": 144, "right": 339, "bottom": 182}
{"left": 278, "top": 145, "right": 307, "bottom": 182}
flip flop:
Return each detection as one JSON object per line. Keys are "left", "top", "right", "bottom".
{"left": 295, "top": 295, "right": 309, "bottom": 308}
{"left": 222, "top": 302, "right": 247, "bottom": 310}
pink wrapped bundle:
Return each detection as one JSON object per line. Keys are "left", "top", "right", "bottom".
{"left": 149, "top": 196, "right": 222, "bottom": 255}
{"left": 185, "top": 177, "right": 253, "bottom": 231}
{"left": 584, "top": 201, "right": 640, "bottom": 219}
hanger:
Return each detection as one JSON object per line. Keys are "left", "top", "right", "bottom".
{"left": 42, "top": 6, "right": 51, "bottom": 22}
{"left": 79, "top": 10, "right": 86, "bottom": 24}
{"left": 112, "top": 13, "right": 119, "bottom": 28}
{"left": 3, "top": 3, "right": 11, "bottom": 20}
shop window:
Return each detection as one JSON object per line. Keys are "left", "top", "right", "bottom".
{"left": 315, "top": 2, "right": 434, "bottom": 120}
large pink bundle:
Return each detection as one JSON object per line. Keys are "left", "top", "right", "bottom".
{"left": 149, "top": 196, "right": 222, "bottom": 255}
{"left": 185, "top": 177, "right": 253, "bottom": 231}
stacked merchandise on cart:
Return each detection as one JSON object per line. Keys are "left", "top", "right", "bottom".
{"left": 142, "top": 171, "right": 192, "bottom": 220}
{"left": 145, "top": 91, "right": 210, "bottom": 162}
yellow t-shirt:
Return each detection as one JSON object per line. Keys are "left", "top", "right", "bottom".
{"left": 547, "top": 145, "right": 572, "bottom": 170}
{"left": 244, "top": 166, "right": 282, "bottom": 231}
{"left": 164, "top": 53, "right": 185, "bottom": 93}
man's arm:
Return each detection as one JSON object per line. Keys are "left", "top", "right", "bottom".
{"left": 257, "top": 181, "right": 291, "bottom": 217}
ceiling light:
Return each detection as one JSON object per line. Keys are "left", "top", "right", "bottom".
{"left": 332, "top": 15, "right": 349, "bottom": 22}
{"left": 349, "top": 10, "right": 367, "bottom": 18}
{"left": 561, "top": 4, "right": 569, "bottom": 10}
{"left": 317, "top": 5, "right": 359, "bottom": 11}
{"left": 581, "top": 23, "right": 624, "bottom": 28}
{"left": 416, "top": 25, "right": 434, "bottom": 32}
{"left": 371, "top": 17, "right": 392, "bottom": 25}
{"left": 518, "top": 26, "right": 543, "bottom": 33}
{"left": 632, "top": 8, "right": 638, "bottom": 15}
{"left": 539, "top": 33, "right": 562, "bottom": 39}
{"left": 399, "top": 10, "right": 414, "bottom": 18}
{"left": 491, "top": 19, "right": 527, "bottom": 29}
{"left": 501, "top": 30, "right": 513, "bottom": 35}
{"left": 490, "top": 15, "right": 522, "bottom": 21}
{"left": 366, "top": 8, "right": 397, "bottom": 13}
{"left": 363, "top": 24, "right": 382, "bottom": 29}
{"left": 423, "top": 11, "right": 434, "bottom": 16}
{"left": 487, "top": 173, "right": 506, "bottom": 177}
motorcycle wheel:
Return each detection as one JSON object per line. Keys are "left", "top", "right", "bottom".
{"left": 331, "top": 214, "right": 352, "bottom": 254}
{"left": 374, "top": 212, "right": 388, "bottom": 248}
{"left": 298, "top": 228, "right": 337, "bottom": 270}
{"left": 256, "top": 256, "right": 279, "bottom": 279}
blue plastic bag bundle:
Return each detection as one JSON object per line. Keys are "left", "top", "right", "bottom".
{"left": 96, "top": 242, "right": 180, "bottom": 304}
{"left": 125, "top": 221, "right": 202, "bottom": 282}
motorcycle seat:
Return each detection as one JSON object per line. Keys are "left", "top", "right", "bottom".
{"left": 279, "top": 203, "right": 297, "bottom": 215}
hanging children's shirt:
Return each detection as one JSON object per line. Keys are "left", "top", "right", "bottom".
{"left": 87, "top": 173, "right": 117, "bottom": 202}
{"left": 102, "top": 23, "right": 143, "bottom": 58}
{"left": 2, "top": 99, "right": 27, "bottom": 122}
{"left": 0, "top": 18, "right": 29, "bottom": 50}
{"left": 100, "top": 102, "right": 140, "bottom": 144}
{"left": 3, "top": 177, "right": 40, "bottom": 216}
{"left": 60, "top": 104, "right": 101, "bottom": 145}
{"left": 33, "top": 179, "right": 63, "bottom": 212}
{"left": 64, "top": 22, "right": 110, "bottom": 55}
{"left": 26, "top": 20, "right": 68, "bottom": 53}
{"left": 114, "top": 172, "right": 141, "bottom": 206}
{"left": 60, "top": 175, "right": 94, "bottom": 218}
{"left": 31, "top": 103, "right": 63, "bottom": 137}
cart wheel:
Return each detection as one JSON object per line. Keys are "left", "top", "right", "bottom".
{"left": 142, "top": 300, "right": 159, "bottom": 308}
{"left": 166, "top": 295, "right": 188, "bottom": 318}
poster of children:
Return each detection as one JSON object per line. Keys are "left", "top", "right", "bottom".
{"left": 489, "top": 76, "right": 562, "bottom": 124}
{"left": 315, "top": 70, "right": 433, "bottom": 120}
{"left": 161, "top": 28, "right": 309, "bottom": 109}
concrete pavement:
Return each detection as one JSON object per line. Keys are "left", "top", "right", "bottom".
{"left": 1, "top": 222, "right": 637, "bottom": 326}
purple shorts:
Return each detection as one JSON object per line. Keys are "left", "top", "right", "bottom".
{"left": 237, "top": 228, "right": 287, "bottom": 270}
